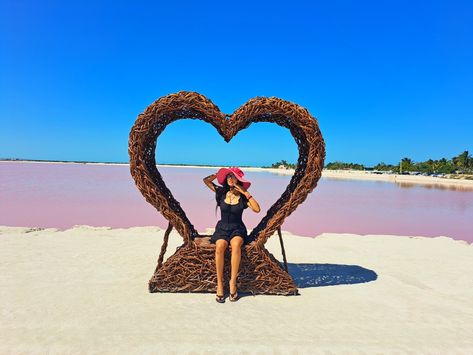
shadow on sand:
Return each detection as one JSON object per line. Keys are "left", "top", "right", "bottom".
{"left": 285, "top": 263, "right": 378, "bottom": 288}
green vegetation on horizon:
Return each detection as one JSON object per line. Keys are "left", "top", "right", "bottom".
{"left": 262, "top": 160, "right": 297, "bottom": 169}
{"left": 4, "top": 151, "right": 473, "bottom": 175}
{"left": 324, "top": 151, "right": 473, "bottom": 174}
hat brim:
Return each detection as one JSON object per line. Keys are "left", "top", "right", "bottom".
{"left": 216, "top": 168, "right": 251, "bottom": 190}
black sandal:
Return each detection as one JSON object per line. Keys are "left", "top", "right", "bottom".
{"left": 216, "top": 294, "right": 225, "bottom": 303}
{"left": 229, "top": 291, "right": 239, "bottom": 302}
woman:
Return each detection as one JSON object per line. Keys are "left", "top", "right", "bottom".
{"left": 203, "top": 167, "right": 261, "bottom": 303}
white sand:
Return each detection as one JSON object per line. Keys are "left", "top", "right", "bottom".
{"left": 1, "top": 225, "right": 472, "bottom": 354}
{"left": 322, "top": 169, "right": 473, "bottom": 190}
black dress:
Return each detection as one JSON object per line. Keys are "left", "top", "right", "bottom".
{"left": 210, "top": 184, "right": 252, "bottom": 245}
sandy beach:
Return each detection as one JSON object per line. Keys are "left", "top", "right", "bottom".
{"left": 1, "top": 225, "right": 472, "bottom": 354}
{"left": 321, "top": 169, "right": 473, "bottom": 190}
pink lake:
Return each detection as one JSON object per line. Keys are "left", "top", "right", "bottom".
{"left": 1, "top": 162, "right": 472, "bottom": 243}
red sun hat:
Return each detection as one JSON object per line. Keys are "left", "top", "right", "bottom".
{"left": 216, "top": 166, "right": 251, "bottom": 190}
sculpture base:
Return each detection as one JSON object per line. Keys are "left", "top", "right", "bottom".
{"left": 149, "top": 237, "right": 298, "bottom": 295}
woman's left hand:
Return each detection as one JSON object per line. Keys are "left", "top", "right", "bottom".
{"left": 232, "top": 184, "right": 248, "bottom": 195}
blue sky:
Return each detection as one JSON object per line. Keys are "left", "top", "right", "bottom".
{"left": 1, "top": 0, "right": 472, "bottom": 167}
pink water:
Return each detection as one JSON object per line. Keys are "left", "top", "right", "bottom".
{"left": 1, "top": 162, "right": 472, "bottom": 243}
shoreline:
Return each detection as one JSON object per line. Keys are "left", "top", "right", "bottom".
{"left": 1, "top": 224, "right": 471, "bottom": 245}
{"left": 1, "top": 224, "right": 472, "bottom": 353}
{"left": 322, "top": 169, "right": 473, "bottom": 190}
{"left": 2, "top": 223, "right": 471, "bottom": 245}
{"left": 2, "top": 160, "right": 473, "bottom": 190}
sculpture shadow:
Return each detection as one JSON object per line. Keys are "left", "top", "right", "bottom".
{"left": 285, "top": 263, "right": 378, "bottom": 288}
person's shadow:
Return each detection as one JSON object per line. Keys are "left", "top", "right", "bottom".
{"left": 284, "top": 262, "right": 377, "bottom": 288}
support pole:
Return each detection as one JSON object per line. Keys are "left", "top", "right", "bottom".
{"left": 277, "top": 227, "right": 288, "bottom": 272}
{"left": 155, "top": 222, "right": 173, "bottom": 273}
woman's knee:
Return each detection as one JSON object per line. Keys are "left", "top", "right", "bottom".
{"left": 230, "top": 236, "right": 244, "bottom": 249}
{"left": 215, "top": 240, "right": 228, "bottom": 254}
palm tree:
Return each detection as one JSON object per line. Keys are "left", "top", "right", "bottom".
{"left": 400, "top": 157, "right": 413, "bottom": 173}
{"left": 453, "top": 151, "right": 471, "bottom": 172}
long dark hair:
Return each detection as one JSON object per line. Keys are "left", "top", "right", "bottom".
{"left": 215, "top": 179, "right": 243, "bottom": 217}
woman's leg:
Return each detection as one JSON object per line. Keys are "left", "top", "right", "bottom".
{"left": 229, "top": 236, "right": 244, "bottom": 294}
{"left": 215, "top": 239, "right": 228, "bottom": 296}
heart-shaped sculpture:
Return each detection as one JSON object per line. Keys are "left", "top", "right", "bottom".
{"left": 129, "top": 91, "right": 325, "bottom": 295}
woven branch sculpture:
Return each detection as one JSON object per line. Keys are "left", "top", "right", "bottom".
{"left": 128, "top": 91, "right": 325, "bottom": 295}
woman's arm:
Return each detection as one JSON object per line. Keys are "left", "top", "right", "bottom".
{"left": 203, "top": 173, "right": 218, "bottom": 193}
{"left": 233, "top": 184, "right": 261, "bottom": 213}
{"left": 245, "top": 193, "right": 261, "bottom": 213}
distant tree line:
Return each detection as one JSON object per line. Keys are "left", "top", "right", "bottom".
{"left": 323, "top": 151, "right": 473, "bottom": 174}
{"left": 263, "top": 160, "right": 297, "bottom": 169}
{"left": 325, "top": 162, "right": 365, "bottom": 170}
{"left": 395, "top": 151, "right": 473, "bottom": 174}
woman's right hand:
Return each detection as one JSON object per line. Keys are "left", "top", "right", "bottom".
{"left": 204, "top": 173, "right": 217, "bottom": 182}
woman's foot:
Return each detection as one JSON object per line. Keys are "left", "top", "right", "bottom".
{"left": 229, "top": 291, "right": 239, "bottom": 302}
{"left": 216, "top": 294, "right": 225, "bottom": 303}
{"left": 216, "top": 285, "right": 225, "bottom": 303}
{"left": 229, "top": 279, "right": 239, "bottom": 302}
